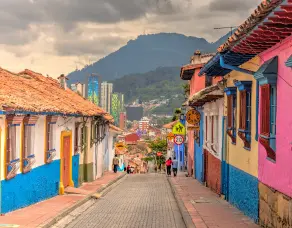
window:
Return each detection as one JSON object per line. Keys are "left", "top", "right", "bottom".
{"left": 45, "top": 116, "right": 57, "bottom": 163}
{"left": 6, "top": 115, "right": 23, "bottom": 180}
{"left": 254, "top": 56, "right": 278, "bottom": 161}
{"left": 225, "top": 87, "right": 237, "bottom": 144}
{"left": 22, "top": 115, "right": 38, "bottom": 173}
{"left": 259, "top": 84, "right": 277, "bottom": 161}
{"left": 81, "top": 125, "right": 87, "bottom": 153}
{"left": 74, "top": 123, "right": 81, "bottom": 154}
{"left": 235, "top": 81, "right": 252, "bottom": 150}
{"left": 205, "top": 76, "right": 213, "bottom": 87}
{"left": 270, "top": 85, "right": 277, "bottom": 151}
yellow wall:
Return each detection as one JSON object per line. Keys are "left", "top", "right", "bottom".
{"left": 224, "top": 57, "right": 260, "bottom": 177}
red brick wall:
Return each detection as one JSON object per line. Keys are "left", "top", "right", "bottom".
{"left": 204, "top": 149, "right": 221, "bottom": 195}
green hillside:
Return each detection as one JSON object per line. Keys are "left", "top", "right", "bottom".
{"left": 111, "top": 66, "right": 185, "bottom": 115}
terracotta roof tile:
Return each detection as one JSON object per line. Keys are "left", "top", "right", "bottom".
{"left": 0, "top": 68, "right": 113, "bottom": 122}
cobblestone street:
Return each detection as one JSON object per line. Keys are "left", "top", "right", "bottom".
{"left": 63, "top": 174, "right": 185, "bottom": 228}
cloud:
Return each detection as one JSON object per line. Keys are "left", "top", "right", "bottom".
{"left": 0, "top": 0, "right": 263, "bottom": 76}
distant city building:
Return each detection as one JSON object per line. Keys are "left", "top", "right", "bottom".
{"left": 139, "top": 117, "right": 150, "bottom": 133}
{"left": 87, "top": 74, "right": 101, "bottom": 106}
{"left": 111, "top": 93, "right": 124, "bottom": 124}
{"left": 126, "top": 106, "right": 143, "bottom": 121}
{"left": 100, "top": 82, "right": 113, "bottom": 113}
{"left": 71, "top": 82, "right": 86, "bottom": 97}
{"left": 119, "top": 112, "right": 127, "bottom": 130}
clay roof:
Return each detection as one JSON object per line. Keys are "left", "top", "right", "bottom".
{"left": 110, "top": 124, "right": 123, "bottom": 133}
{"left": 218, "top": 0, "right": 287, "bottom": 53}
{"left": 0, "top": 68, "right": 113, "bottom": 121}
{"left": 162, "top": 120, "right": 178, "bottom": 129}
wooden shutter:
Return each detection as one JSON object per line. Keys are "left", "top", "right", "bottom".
{"left": 227, "top": 96, "right": 233, "bottom": 128}
{"left": 260, "top": 84, "right": 270, "bottom": 136}
{"left": 239, "top": 91, "right": 247, "bottom": 130}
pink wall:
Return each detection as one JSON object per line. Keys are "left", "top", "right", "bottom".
{"left": 187, "top": 130, "right": 194, "bottom": 176}
{"left": 258, "top": 36, "right": 292, "bottom": 197}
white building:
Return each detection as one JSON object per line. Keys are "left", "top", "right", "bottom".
{"left": 100, "top": 82, "right": 113, "bottom": 113}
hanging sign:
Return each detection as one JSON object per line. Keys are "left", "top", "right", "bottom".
{"left": 167, "top": 132, "right": 175, "bottom": 141}
{"left": 186, "top": 109, "right": 201, "bottom": 125}
{"left": 172, "top": 122, "right": 186, "bottom": 135}
{"left": 174, "top": 135, "right": 184, "bottom": 145}
{"left": 115, "top": 142, "right": 125, "bottom": 150}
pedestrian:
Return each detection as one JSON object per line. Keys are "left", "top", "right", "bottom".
{"left": 130, "top": 166, "right": 134, "bottom": 174}
{"left": 172, "top": 157, "right": 178, "bottom": 177}
{"left": 127, "top": 164, "right": 131, "bottom": 174}
{"left": 165, "top": 157, "right": 172, "bottom": 176}
{"left": 112, "top": 155, "right": 119, "bottom": 173}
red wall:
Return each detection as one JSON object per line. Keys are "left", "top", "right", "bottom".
{"left": 204, "top": 149, "right": 221, "bottom": 195}
{"left": 190, "top": 69, "right": 206, "bottom": 96}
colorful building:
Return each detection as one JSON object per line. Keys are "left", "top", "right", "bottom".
{"left": 198, "top": 1, "right": 292, "bottom": 224}
{"left": 180, "top": 51, "right": 217, "bottom": 181}
{"left": 0, "top": 69, "right": 114, "bottom": 214}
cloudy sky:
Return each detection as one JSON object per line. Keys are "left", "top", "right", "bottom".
{"left": 0, "top": 0, "right": 261, "bottom": 77}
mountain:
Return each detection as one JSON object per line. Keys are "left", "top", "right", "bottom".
{"left": 67, "top": 32, "right": 229, "bottom": 83}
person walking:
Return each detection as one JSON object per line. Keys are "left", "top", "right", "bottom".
{"left": 172, "top": 157, "right": 178, "bottom": 177}
{"left": 165, "top": 157, "right": 172, "bottom": 176}
{"left": 112, "top": 155, "right": 119, "bottom": 173}
{"left": 127, "top": 164, "right": 131, "bottom": 174}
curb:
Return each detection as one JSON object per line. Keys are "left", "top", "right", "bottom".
{"left": 167, "top": 177, "right": 196, "bottom": 228}
{"left": 40, "top": 172, "right": 127, "bottom": 228}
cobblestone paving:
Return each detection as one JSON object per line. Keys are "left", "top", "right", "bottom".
{"left": 65, "top": 174, "right": 185, "bottom": 228}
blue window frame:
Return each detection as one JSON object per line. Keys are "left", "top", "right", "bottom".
{"left": 234, "top": 81, "right": 252, "bottom": 149}
{"left": 232, "top": 94, "right": 237, "bottom": 139}
{"left": 246, "top": 90, "right": 252, "bottom": 143}
{"left": 254, "top": 56, "right": 278, "bottom": 161}
{"left": 269, "top": 85, "right": 277, "bottom": 151}
{"left": 224, "top": 87, "right": 237, "bottom": 144}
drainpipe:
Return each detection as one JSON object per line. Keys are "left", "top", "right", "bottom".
{"left": 219, "top": 55, "right": 255, "bottom": 75}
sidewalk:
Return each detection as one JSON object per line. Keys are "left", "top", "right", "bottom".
{"left": 169, "top": 173, "right": 259, "bottom": 228}
{"left": 0, "top": 172, "right": 125, "bottom": 228}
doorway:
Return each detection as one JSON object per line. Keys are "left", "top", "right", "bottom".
{"left": 60, "top": 131, "right": 73, "bottom": 194}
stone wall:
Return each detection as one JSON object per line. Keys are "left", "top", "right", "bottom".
{"left": 259, "top": 182, "right": 292, "bottom": 228}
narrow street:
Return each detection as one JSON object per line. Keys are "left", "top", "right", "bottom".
{"left": 62, "top": 174, "right": 185, "bottom": 228}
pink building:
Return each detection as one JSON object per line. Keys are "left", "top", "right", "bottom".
{"left": 249, "top": 3, "right": 292, "bottom": 225}
{"left": 256, "top": 35, "right": 292, "bottom": 216}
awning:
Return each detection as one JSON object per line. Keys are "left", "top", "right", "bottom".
{"left": 188, "top": 84, "right": 224, "bottom": 107}
{"left": 285, "top": 54, "right": 292, "bottom": 68}
{"left": 199, "top": 52, "right": 256, "bottom": 77}
{"left": 254, "top": 56, "right": 278, "bottom": 85}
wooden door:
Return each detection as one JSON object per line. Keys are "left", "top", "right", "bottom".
{"left": 63, "top": 136, "right": 71, "bottom": 187}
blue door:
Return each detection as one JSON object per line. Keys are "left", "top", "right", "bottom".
{"left": 195, "top": 111, "right": 204, "bottom": 183}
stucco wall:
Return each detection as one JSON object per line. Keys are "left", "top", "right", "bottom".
{"left": 228, "top": 164, "right": 259, "bottom": 222}
{"left": 187, "top": 130, "right": 194, "bottom": 177}
{"left": 258, "top": 36, "right": 292, "bottom": 198}
{"left": 205, "top": 150, "right": 221, "bottom": 195}
{"left": 1, "top": 160, "right": 60, "bottom": 213}
{"left": 225, "top": 57, "right": 260, "bottom": 178}
{"left": 0, "top": 115, "right": 79, "bottom": 213}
